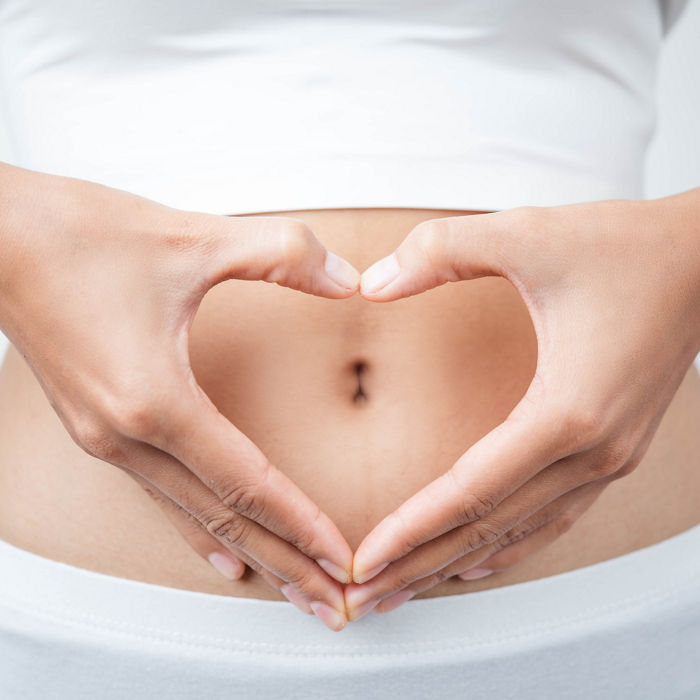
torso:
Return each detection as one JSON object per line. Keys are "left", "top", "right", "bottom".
{"left": 1, "top": 207, "right": 700, "bottom": 602}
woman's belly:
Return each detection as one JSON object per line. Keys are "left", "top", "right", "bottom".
{"left": 1, "top": 207, "right": 700, "bottom": 603}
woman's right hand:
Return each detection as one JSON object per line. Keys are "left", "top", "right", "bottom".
{"left": 0, "top": 162, "right": 358, "bottom": 631}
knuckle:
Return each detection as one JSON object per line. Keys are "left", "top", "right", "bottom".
{"left": 116, "top": 400, "right": 160, "bottom": 442}
{"left": 277, "top": 219, "right": 314, "bottom": 264}
{"left": 121, "top": 400, "right": 172, "bottom": 443}
{"left": 218, "top": 460, "right": 272, "bottom": 521}
{"left": 554, "top": 510, "right": 577, "bottom": 536}
{"left": 219, "top": 481, "right": 262, "bottom": 520}
{"left": 587, "top": 459, "right": 615, "bottom": 480}
{"left": 497, "top": 523, "right": 532, "bottom": 549}
{"left": 604, "top": 437, "right": 634, "bottom": 470}
{"left": 204, "top": 512, "right": 250, "bottom": 549}
{"left": 588, "top": 439, "right": 632, "bottom": 479}
{"left": 74, "top": 418, "right": 126, "bottom": 462}
{"left": 559, "top": 407, "right": 601, "bottom": 452}
{"left": 461, "top": 521, "right": 501, "bottom": 553}
{"left": 615, "top": 454, "right": 641, "bottom": 479}
{"left": 459, "top": 492, "right": 496, "bottom": 523}
{"left": 284, "top": 565, "right": 318, "bottom": 594}
{"left": 410, "top": 219, "right": 444, "bottom": 263}
{"left": 102, "top": 382, "right": 178, "bottom": 444}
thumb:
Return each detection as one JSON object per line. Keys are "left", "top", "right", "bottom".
{"left": 359, "top": 211, "right": 514, "bottom": 301}
{"left": 192, "top": 212, "right": 360, "bottom": 298}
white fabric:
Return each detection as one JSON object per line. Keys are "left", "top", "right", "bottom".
{"left": 1, "top": 524, "right": 700, "bottom": 698}
{"left": 0, "top": 0, "right": 691, "bottom": 216}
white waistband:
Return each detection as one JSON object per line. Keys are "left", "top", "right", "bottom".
{"left": 2, "top": 522, "right": 700, "bottom": 655}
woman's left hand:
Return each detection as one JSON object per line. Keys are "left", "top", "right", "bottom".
{"left": 343, "top": 190, "right": 700, "bottom": 620}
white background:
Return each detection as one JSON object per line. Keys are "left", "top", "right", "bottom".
{"left": 1, "top": 2, "right": 699, "bottom": 374}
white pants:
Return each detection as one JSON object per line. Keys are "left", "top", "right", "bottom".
{"left": 1, "top": 522, "right": 700, "bottom": 699}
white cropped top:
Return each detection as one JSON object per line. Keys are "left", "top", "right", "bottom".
{"left": 0, "top": 0, "right": 690, "bottom": 216}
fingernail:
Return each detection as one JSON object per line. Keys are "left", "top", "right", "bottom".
{"left": 353, "top": 561, "right": 389, "bottom": 584}
{"left": 348, "top": 597, "right": 380, "bottom": 622}
{"left": 361, "top": 253, "right": 400, "bottom": 295}
{"left": 280, "top": 584, "right": 314, "bottom": 615}
{"left": 376, "top": 589, "right": 415, "bottom": 613}
{"left": 457, "top": 567, "right": 492, "bottom": 580}
{"left": 317, "top": 558, "right": 351, "bottom": 584}
{"left": 309, "top": 601, "right": 347, "bottom": 632}
{"left": 324, "top": 251, "right": 360, "bottom": 292}
{"left": 208, "top": 552, "right": 244, "bottom": 580}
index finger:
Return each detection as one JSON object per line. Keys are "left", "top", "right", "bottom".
{"left": 351, "top": 403, "right": 570, "bottom": 583}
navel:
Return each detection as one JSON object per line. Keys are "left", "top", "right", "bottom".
{"left": 351, "top": 360, "right": 369, "bottom": 405}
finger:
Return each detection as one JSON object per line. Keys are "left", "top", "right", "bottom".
{"left": 115, "top": 436, "right": 348, "bottom": 628}
{"left": 372, "top": 485, "right": 600, "bottom": 616}
{"left": 189, "top": 212, "right": 360, "bottom": 298}
{"left": 126, "top": 470, "right": 247, "bottom": 581}
{"left": 129, "top": 472, "right": 315, "bottom": 616}
{"left": 359, "top": 210, "right": 515, "bottom": 300}
{"left": 117, "top": 455, "right": 283, "bottom": 596}
{"left": 116, "top": 390, "right": 354, "bottom": 585}
{"left": 351, "top": 395, "right": 574, "bottom": 583}
{"left": 131, "top": 483, "right": 316, "bottom": 616}
{"left": 361, "top": 480, "right": 605, "bottom": 620}
{"left": 453, "top": 479, "right": 606, "bottom": 580}
{"left": 345, "top": 452, "right": 609, "bottom": 617}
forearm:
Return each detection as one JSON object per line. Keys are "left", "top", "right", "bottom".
{"left": 0, "top": 162, "right": 84, "bottom": 341}
{"left": 644, "top": 186, "right": 700, "bottom": 355}
{"left": 0, "top": 162, "right": 54, "bottom": 299}
{"left": 0, "top": 161, "right": 34, "bottom": 330}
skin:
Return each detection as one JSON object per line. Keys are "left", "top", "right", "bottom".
{"left": 345, "top": 192, "right": 700, "bottom": 618}
{"left": 0, "top": 161, "right": 360, "bottom": 631}
{"left": 1, "top": 160, "right": 699, "bottom": 631}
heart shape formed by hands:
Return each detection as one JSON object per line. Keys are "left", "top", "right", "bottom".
{"left": 181, "top": 207, "right": 565, "bottom": 628}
